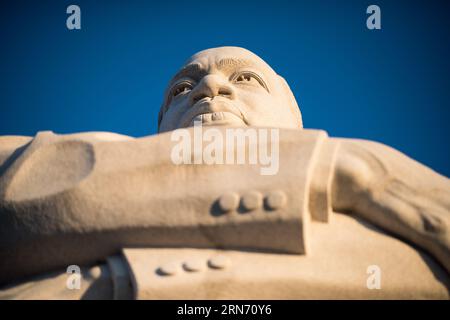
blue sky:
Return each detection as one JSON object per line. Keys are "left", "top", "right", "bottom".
{"left": 1, "top": 0, "right": 449, "bottom": 176}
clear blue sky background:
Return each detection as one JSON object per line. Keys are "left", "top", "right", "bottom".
{"left": 1, "top": 0, "right": 449, "bottom": 176}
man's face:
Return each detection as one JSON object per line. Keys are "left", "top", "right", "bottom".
{"left": 159, "top": 47, "right": 302, "bottom": 132}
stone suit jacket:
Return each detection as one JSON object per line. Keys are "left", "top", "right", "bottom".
{"left": 0, "top": 128, "right": 448, "bottom": 299}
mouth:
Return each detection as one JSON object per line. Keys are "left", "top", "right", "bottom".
{"left": 190, "top": 111, "right": 243, "bottom": 126}
{"left": 181, "top": 97, "right": 246, "bottom": 127}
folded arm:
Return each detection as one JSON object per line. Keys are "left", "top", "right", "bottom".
{"left": 330, "top": 138, "right": 450, "bottom": 272}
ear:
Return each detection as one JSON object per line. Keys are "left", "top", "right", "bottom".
{"left": 278, "top": 75, "right": 303, "bottom": 128}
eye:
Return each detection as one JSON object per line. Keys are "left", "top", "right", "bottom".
{"left": 235, "top": 74, "right": 253, "bottom": 82}
{"left": 234, "top": 73, "right": 258, "bottom": 84}
{"left": 232, "top": 72, "right": 268, "bottom": 91}
{"left": 172, "top": 82, "right": 193, "bottom": 97}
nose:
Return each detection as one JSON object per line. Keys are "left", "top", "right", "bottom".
{"left": 190, "top": 74, "right": 235, "bottom": 105}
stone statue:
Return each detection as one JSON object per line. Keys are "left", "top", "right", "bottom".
{"left": 0, "top": 47, "right": 449, "bottom": 299}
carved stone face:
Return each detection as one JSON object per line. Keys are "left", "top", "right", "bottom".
{"left": 158, "top": 47, "right": 303, "bottom": 132}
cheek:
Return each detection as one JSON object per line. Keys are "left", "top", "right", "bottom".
{"left": 237, "top": 91, "right": 279, "bottom": 117}
{"left": 236, "top": 91, "right": 299, "bottom": 127}
{"left": 161, "top": 101, "right": 190, "bottom": 127}
{"left": 237, "top": 90, "right": 275, "bottom": 109}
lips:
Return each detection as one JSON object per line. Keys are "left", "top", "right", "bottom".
{"left": 191, "top": 111, "right": 243, "bottom": 125}
{"left": 181, "top": 97, "right": 245, "bottom": 127}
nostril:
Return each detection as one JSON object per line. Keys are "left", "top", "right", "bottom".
{"left": 192, "top": 86, "right": 233, "bottom": 104}
{"left": 218, "top": 88, "right": 232, "bottom": 97}
{"left": 193, "top": 94, "right": 207, "bottom": 103}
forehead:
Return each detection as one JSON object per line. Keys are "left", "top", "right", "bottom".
{"left": 170, "top": 48, "right": 277, "bottom": 83}
{"left": 189, "top": 47, "right": 275, "bottom": 70}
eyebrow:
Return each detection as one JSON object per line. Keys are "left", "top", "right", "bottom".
{"left": 169, "top": 58, "right": 256, "bottom": 84}
{"left": 170, "top": 63, "right": 204, "bottom": 83}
